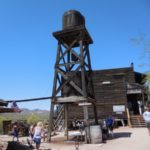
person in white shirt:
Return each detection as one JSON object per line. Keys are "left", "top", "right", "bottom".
{"left": 33, "top": 122, "right": 43, "bottom": 150}
{"left": 143, "top": 107, "right": 150, "bottom": 135}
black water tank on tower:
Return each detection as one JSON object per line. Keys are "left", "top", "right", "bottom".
{"left": 62, "top": 10, "right": 85, "bottom": 30}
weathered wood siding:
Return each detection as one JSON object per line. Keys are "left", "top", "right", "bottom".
{"left": 63, "top": 67, "right": 136, "bottom": 120}
{"left": 92, "top": 67, "right": 135, "bottom": 119}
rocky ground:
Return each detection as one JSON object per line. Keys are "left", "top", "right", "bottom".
{"left": 0, "top": 127, "right": 150, "bottom": 150}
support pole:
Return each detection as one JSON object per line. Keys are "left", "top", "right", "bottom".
{"left": 80, "top": 40, "right": 90, "bottom": 143}
{"left": 83, "top": 106, "right": 90, "bottom": 143}
{"left": 86, "top": 45, "right": 98, "bottom": 125}
{"left": 64, "top": 104, "right": 68, "bottom": 140}
{"left": 142, "top": 91, "right": 145, "bottom": 106}
{"left": 48, "top": 102, "right": 54, "bottom": 142}
{"left": 48, "top": 42, "right": 61, "bottom": 142}
{"left": 126, "top": 107, "right": 131, "bottom": 127}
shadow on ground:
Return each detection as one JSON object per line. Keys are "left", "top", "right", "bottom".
{"left": 113, "top": 132, "right": 132, "bottom": 139}
{"left": 70, "top": 135, "right": 85, "bottom": 142}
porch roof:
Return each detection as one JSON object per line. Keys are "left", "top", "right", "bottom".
{"left": 126, "top": 83, "right": 144, "bottom": 94}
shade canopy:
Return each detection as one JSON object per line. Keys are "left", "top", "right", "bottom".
{"left": 0, "top": 99, "right": 8, "bottom": 106}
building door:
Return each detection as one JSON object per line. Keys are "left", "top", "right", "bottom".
{"left": 127, "top": 94, "right": 139, "bottom": 115}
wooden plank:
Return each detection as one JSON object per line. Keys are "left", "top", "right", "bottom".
{"left": 53, "top": 25, "right": 93, "bottom": 47}
{"left": 64, "top": 104, "right": 68, "bottom": 140}
{"left": 56, "top": 96, "right": 86, "bottom": 103}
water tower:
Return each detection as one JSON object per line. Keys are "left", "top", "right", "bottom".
{"left": 48, "top": 10, "right": 98, "bottom": 143}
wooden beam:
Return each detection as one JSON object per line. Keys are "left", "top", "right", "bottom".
{"left": 79, "top": 40, "right": 90, "bottom": 143}
{"left": 64, "top": 104, "right": 68, "bottom": 140}
{"left": 57, "top": 61, "right": 80, "bottom": 67}
{"left": 6, "top": 97, "right": 52, "bottom": 103}
{"left": 56, "top": 96, "right": 86, "bottom": 103}
{"left": 55, "top": 65, "right": 81, "bottom": 95}
{"left": 56, "top": 68, "right": 84, "bottom": 95}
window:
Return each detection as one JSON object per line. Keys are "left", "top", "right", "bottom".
{"left": 102, "top": 81, "right": 111, "bottom": 85}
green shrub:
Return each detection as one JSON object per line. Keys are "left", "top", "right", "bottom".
{"left": 0, "top": 116, "right": 5, "bottom": 134}
{"left": 27, "top": 113, "right": 40, "bottom": 125}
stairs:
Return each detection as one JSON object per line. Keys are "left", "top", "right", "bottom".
{"left": 130, "top": 115, "right": 146, "bottom": 127}
{"left": 53, "top": 105, "right": 64, "bottom": 131}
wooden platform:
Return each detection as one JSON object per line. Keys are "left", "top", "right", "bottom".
{"left": 52, "top": 96, "right": 94, "bottom": 104}
{"left": 53, "top": 25, "right": 93, "bottom": 47}
{"left": 0, "top": 107, "right": 21, "bottom": 113}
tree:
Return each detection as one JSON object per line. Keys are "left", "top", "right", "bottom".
{"left": 144, "top": 72, "right": 150, "bottom": 95}
{"left": 27, "top": 113, "right": 40, "bottom": 125}
{"left": 131, "top": 34, "right": 150, "bottom": 69}
{"left": 131, "top": 34, "right": 150, "bottom": 99}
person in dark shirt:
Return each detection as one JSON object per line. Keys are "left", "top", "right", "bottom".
{"left": 106, "top": 116, "right": 114, "bottom": 138}
{"left": 12, "top": 124, "right": 19, "bottom": 142}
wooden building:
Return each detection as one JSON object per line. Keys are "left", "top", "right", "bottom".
{"left": 61, "top": 65, "right": 147, "bottom": 127}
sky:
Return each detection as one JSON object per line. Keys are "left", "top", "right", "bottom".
{"left": 0, "top": 0, "right": 150, "bottom": 110}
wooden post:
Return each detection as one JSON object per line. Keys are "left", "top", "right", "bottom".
{"left": 126, "top": 107, "right": 131, "bottom": 127}
{"left": 48, "top": 102, "right": 54, "bottom": 142}
{"left": 86, "top": 45, "right": 98, "bottom": 125}
{"left": 80, "top": 40, "right": 90, "bottom": 143}
{"left": 64, "top": 104, "right": 68, "bottom": 140}
{"left": 142, "top": 90, "right": 145, "bottom": 106}
{"left": 83, "top": 106, "right": 91, "bottom": 143}
{"left": 48, "top": 42, "right": 61, "bottom": 142}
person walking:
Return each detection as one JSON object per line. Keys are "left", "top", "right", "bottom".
{"left": 33, "top": 122, "right": 43, "bottom": 150}
{"left": 29, "top": 123, "right": 36, "bottom": 140}
{"left": 12, "top": 124, "right": 19, "bottom": 142}
{"left": 143, "top": 107, "right": 150, "bottom": 135}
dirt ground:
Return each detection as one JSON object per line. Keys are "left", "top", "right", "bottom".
{"left": 0, "top": 127, "right": 150, "bottom": 150}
